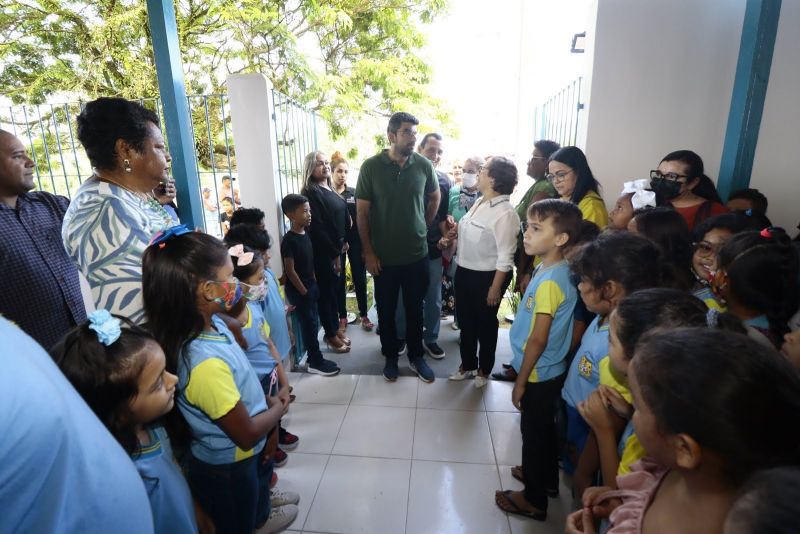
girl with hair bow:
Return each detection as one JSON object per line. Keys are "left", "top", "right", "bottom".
{"left": 608, "top": 180, "right": 656, "bottom": 231}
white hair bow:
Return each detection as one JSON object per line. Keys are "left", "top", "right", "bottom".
{"left": 228, "top": 244, "right": 254, "bottom": 266}
{"left": 622, "top": 179, "right": 656, "bottom": 210}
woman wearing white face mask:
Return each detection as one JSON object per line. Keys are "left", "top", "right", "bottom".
{"left": 442, "top": 156, "right": 485, "bottom": 326}
{"left": 448, "top": 156, "right": 484, "bottom": 222}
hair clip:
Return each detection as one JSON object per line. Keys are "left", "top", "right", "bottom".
{"left": 88, "top": 309, "right": 122, "bottom": 346}
{"left": 228, "top": 244, "right": 254, "bottom": 266}
{"left": 745, "top": 208, "right": 753, "bottom": 217}
{"left": 150, "top": 224, "right": 192, "bottom": 248}
{"left": 706, "top": 308, "right": 719, "bottom": 328}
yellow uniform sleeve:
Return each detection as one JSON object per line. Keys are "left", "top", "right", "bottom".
{"left": 184, "top": 358, "right": 241, "bottom": 420}
{"left": 532, "top": 279, "right": 566, "bottom": 317}
{"left": 262, "top": 318, "right": 271, "bottom": 339}
{"left": 598, "top": 357, "right": 633, "bottom": 404}
{"left": 618, "top": 433, "right": 647, "bottom": 475}
{"left": 579, "top": 192, "right": 609, "bottom": 229}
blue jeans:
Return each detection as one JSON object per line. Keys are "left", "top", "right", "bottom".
{"left": 187, "top": 453, "right": 274, "bottom": 534}
{"left": 396, "top": 257, "right": 443, "bottom": 344}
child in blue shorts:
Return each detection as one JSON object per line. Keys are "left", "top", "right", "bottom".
{"left": 495, "top": 199, "right": 581, "bottom": 522}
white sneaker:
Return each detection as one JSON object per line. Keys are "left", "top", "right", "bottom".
{"left": 262, "top": 503, "right": 298, "bottom": 533}
{"left": 448, "top": 367, "right": 475, "bottom": 381}
{"left": 474, "top": 375, "right": 488, "bottom": 389}
{"left": 270, "top": 489, "right": 300, "bottom": 507}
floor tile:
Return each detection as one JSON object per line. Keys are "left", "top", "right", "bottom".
{"left": 483, "top": 380, "right": 517, "bottom": 412}
{"left": 287, "top": 372, "right": 305, "bottom": 387}
{"left": 292, "top": 374, "right": 359, "bottom": 405}
{"left": 407, "top": 460, "right": 511, "bottom": 534}
{"left": 351, "top": 375, "right": 419, "bottom": 408}
{"left": 487, "top": 411, "right": 522, "bottom": 466}
{"left": 416, "top": 379, "right": 486, "bottom": 411}
{"left": 333, "top": 405, "right": 416, "bottom": 459}
{"left": 282, "top": 403, "right": 348, "bottom": 454}
{"left": 498, "top": 465, "right": 574, "bottom": 534}
{"left": 272, "top": 452, "right": 329, "bottom": 530}
{"left": 304, "top": 455, "right": 410, "bottom": 534}
{"left": 413, "top": 408, "right": 495, "bottom": 464}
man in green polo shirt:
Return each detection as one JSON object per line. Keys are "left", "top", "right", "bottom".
{"left": 356, "top": 112, "right": 440, "bottom": 383}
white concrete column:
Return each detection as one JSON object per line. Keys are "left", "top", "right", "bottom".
{"left": 227, "top": 73, "right": 284, "bottom": 276}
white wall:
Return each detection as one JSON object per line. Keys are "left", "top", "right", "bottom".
{"left": 581, "top": 0, "right": 746, "bottom": 208}
{"left": 749, "top": 0, "right": 800, "bottom": 233}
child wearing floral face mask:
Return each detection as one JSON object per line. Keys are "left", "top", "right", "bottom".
{"left": 141, "top": 225, "right": 297, "bottom": 533}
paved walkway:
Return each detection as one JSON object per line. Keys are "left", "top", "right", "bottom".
{"left": 267, "top": 372, "right": 571, "bottom": 534}
{"left": 300, "top": 316, "right": 514, "bottom": 379}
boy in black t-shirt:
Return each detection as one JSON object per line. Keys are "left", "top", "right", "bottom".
{"left": 280, "top": 194, "right": 341, "bottom": 376}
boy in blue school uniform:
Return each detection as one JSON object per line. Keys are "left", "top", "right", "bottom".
{"left": 495, "top": 199, "right": 582, "bottom": 522}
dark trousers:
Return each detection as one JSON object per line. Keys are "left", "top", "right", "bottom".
{"left": 337, "top": 240, "right": 369, "bottom": 318}
{"left": 285, "top": 282, "right": 324, "bottom": 365}
{"left": 314, "top": 257, "right": 340, "bottom": 338}
{"left": 455, "top": 266, "right": 510, "bottom": 374}
{"left": 186, "top": 453, "right": 273, "bottom": 534}
{"left": 520, "top": 375, "right": 564, "bottom": 510}
{"left": 374, "top": 257, "right": 428, "bottom": 360}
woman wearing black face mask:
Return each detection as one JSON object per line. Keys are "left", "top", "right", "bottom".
{"left": 650, "top": 150, "right": 727, "bottom": 231}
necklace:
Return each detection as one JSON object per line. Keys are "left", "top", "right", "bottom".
{"left": 94, "top": 174, "right": 151, "bottom": 203}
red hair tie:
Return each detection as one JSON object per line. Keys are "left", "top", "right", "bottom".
{"left": 760, "top": 228, "right": 773, "bottom": 238}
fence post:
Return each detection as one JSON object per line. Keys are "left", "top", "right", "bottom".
{"left": 146, "top": 0, "right": 204, "bottom": 229}
{"left": 227, "top": 74, "right": 284, "bottom": 276}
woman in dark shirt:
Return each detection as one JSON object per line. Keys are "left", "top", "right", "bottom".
{"left": 302, "top": 151, "right": 351, "bottom": 352}
{"left": 331, "top": 152, "right": 373, "bottom": 332}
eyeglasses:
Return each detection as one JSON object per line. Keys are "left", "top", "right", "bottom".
{"left": 397, "top": 128, "right": 417, "bottom": 137}
{"left": 650, "top": 170, "right": 689, "bottom": 182}
{"left": 545, "top": 170, "right": 574, "bottom": 183}
{"left": 315, "top": 160, "right": 330, "bottom": 167}
{"left": 692, "top": 241, "right": 722, "bottom": 257}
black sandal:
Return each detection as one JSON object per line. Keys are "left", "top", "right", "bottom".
{"left": 495, "top": 490, "right": 546, "bottom": 521}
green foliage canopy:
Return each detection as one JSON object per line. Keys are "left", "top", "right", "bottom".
{"left": 0, "top": 0, "right": 451, "bottom": 140}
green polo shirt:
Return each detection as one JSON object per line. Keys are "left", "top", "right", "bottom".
{"left": 355, "top": 150, "right": 437, "bottom": 266}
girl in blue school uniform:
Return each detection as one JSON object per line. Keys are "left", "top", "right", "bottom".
{"left": 712, "top": 227, "right": 799, "bottom": 349}
{"left": 52, "top": 309, "right": 199, "bottom": 534}
{"left": 224, "top": 223, "right": 301, "bottom": 451}
{"left": 141, "top": 225, "right": 297, "bottom": 534}
{"left": 561, "top": 232, "right": 661, "bottom": 484}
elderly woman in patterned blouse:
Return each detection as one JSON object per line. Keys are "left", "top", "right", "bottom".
{"left": 62, "top": 97, "right": 175, "bottom": 324}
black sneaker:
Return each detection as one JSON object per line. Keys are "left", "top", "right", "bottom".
{"left": 397, "top": 340, "right": 407, "bottom": 355}
{"left": 383, "top": 356, "right": 399, "bottom": 382}
{"left": 308, "top": 358, "right": 340, "bottom": 376}
{"left": 423, "top": 342, "right": 445, "bottom": 360}
{"left": 409, "top": 357, "right": 435, "bottom": 383}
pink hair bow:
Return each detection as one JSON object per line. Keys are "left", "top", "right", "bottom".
{"left": 228, "top": 244, "right": 254, "bottom": 266}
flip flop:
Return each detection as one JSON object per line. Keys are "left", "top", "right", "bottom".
{"left": 511, "top": 465, "right": 524, "bottom": 483}
{"left": 495, "top": 490, "right": 546, "bottom": 521}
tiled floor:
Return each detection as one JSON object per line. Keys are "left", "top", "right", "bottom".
{"left": 268, "top": 372, "right": 572, "bottom": 534}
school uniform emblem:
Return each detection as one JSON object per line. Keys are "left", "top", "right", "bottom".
{"left": 578, "top": 355, "right": 592, "bottom": 378}
{"left": 525, "top": 295, "right": 534, "bottom": 311}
